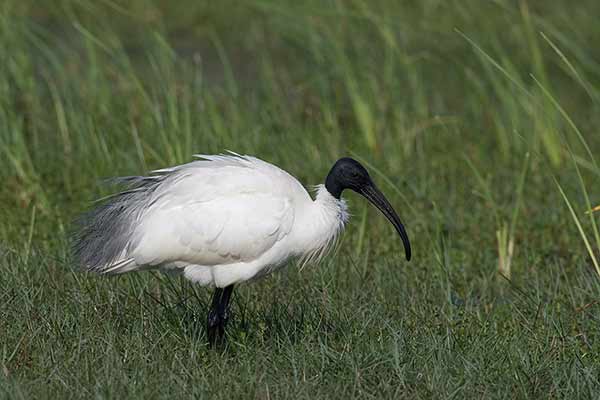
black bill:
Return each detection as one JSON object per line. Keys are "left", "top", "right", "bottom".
{"left": 360, "top": 184, "right": 411, "bottom": 261}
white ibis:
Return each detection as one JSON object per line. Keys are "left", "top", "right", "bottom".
{"left": 73, "top": 153, "right": 411, "bottom": 343}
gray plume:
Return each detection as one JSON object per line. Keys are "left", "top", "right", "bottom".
{"left": 71, "top": 175, "right": 166, "bottom": 273}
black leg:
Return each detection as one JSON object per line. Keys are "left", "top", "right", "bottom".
{"left": 207, "top": 284, "right": 234, "bottom": 345}
{"left": 207, "top": 287, "right": 223, "bottom": 342}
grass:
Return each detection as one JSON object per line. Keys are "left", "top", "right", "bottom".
{"left": 1, "top": 0, "right": 600, "bottom": 398}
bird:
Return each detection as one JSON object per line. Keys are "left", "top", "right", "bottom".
{"left": 72, "top": 153, "right": 411, "bottom": 344}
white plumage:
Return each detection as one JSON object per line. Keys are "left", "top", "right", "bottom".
{"left": 75, "top": 154, "right": 348, "bottom": 287}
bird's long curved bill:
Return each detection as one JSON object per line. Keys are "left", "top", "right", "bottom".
{"left": 361, "top": 185, "right": 411, "bottom": 261}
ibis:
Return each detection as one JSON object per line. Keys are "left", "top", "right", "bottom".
{"left": 73, "top": 153, "right": 411, "bottom": 343}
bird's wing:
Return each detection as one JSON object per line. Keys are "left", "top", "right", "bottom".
{"left": 128, "top": 156, "right": 298, "bottom": 267}
{"left": 131, "top": 192, "right": 294, "bottom": 266}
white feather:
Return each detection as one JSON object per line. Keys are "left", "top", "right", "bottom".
{"left": 92, "top": 154, "right": 349, "bottom": 287}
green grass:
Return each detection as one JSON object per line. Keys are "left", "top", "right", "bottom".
{"left": 2, "top": 0, "right": 600, "bottom": 398}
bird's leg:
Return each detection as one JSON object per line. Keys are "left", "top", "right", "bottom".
{"left": 207, "top": 285, "right": 234, "bottom": 345}
{"left": 207, "top": 287, "right": 223, "bottom": 343}
{"left": 218, "top": 285, "right": 234, "bottom": 332}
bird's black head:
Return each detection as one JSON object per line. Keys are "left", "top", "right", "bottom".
{"left": 325, "top": 157, "right": 412, "bottom": 261}
{"left": 325, "top": 157, "right": 372, "bottom": 199}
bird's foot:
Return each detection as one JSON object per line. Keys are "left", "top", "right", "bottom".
{"left": 207, "top": 285, "right": 234, "bottom": 347}
{"left": 207, "top": 309, "right": 230, "bottom": 346}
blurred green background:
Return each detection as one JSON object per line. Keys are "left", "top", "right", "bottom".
{"left": 1, "top": 1, "right": 600, "bottom": 398}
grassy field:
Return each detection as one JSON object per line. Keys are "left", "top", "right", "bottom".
{"left": 2, "top": 0, "right": 600, "bottom": 398}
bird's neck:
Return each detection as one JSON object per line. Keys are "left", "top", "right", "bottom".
{"left": 294, "top": 185, "right": 349, "bottom": 264}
